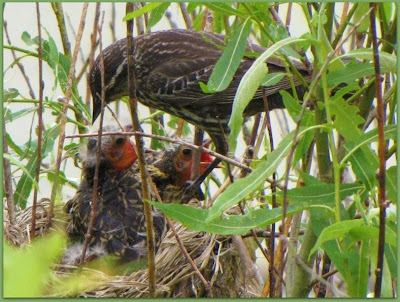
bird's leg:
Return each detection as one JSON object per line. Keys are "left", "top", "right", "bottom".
{"left": 181, "top": 157, "right": 222, "bottom": 203}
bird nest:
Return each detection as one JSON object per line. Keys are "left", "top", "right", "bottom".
{"left": 4, "top": 199, "right": 261, "bottom": 298}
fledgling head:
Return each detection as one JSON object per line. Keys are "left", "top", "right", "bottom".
{"left": 157, "top": 143, "right": 214, "bottom": 186}
{"left": 80, "top": 125, "right": 137, "bottom": 171}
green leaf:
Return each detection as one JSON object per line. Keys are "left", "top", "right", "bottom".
{"left": 386, "top": 166, "right": 397, "bottom": 204}
{"left": 349, "top": 225, "right": 396, "bottom": 247}
{"left": 207, "top": 127, "right": 312, "bottom": 223}
{"left": 5, "top": 107, "right": 37, "bottom": 123}
{"left": 328, "top": 98, "right": 364, "bottom": 141}
{"left": 281, "top": 91, "right": 315, "bottom": 165}
{"left": 228, "top": 37, "right": 309, "bottom": 151}
{"left": 344, "top": 144, "right": 376, "bottom": 190}
{"left": 277, "top": 183, "right": 365, "bottom": 206}
{"left": 147, "top": 2, "right": 171, "bottom": 29}
{"left": 203, "top": 2, "right": 246, "bottom": 17}
{"left": 14, "top": 125, "right": 61, "bottom": 208}
{"left": 327, "top": 62, "right": 389, "bottom": 87}
{"left": 333, "top": 49, "right": 396, "bottom": 73}
{"left": 123, "top": 2, "right": 164, "bottom": 21}
{"left": 353, "top": 3, "right": 370, "bottom": 32}
{"left": 340, "top": 124, "right": 396, "bottom": 165}
{"left": 21, "top": 31, "right": 34, "bottom": 46}
{"left": 310, "top": 219, "right": 364, "bottom": 255}
{"left": 261, "top": 72, "right": 285, "bottom": 87}
{"left": 4, "top": 232, "right": 66, "bottom": 297}
{"left": 151, "top": 201, "right": 308, "bottom": 235}
{"left": 207, "top": 18, "right": 252, "bottom": 92}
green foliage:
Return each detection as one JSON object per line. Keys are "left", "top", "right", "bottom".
{"left": 4, "top": 232, "right": 66, "bottom": 297}
{"left": 3, "top": 2, "right": 397, "bottom": 298}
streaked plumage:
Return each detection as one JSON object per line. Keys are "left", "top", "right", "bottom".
{"left": 90, "top": 29, "right": 311, "bottom": 154}
{"left": 64, "top": 126, "right": 214, "bottom": 264}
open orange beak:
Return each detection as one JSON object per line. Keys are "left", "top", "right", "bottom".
{"left": 199, "top": 150, "right": 220, "bottom": 173}
{"left": 113, "top": 140, "right": 138, "bottom": 171}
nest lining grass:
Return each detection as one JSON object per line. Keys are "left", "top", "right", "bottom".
{"left": 4, "top": 199, "right": 261, "bottom": 298}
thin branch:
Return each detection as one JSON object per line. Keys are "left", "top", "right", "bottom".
{"left": 85, "top": 2, "right": 101, "bottom": 108}
{"left": 51, "top": 3, "right": 72, "bottom": 58}
{"left": 80, "top": 11, "right": 106, "bottom": 266}
{"left": 30, "top": 2, "right": 45, "bottom": 240}
{"left": 47, "top": 3, "right": 89, "bottom": 226}
{"left": 179, "top": 2, "right": 192, "bottom": 29}
{"left": 126, "top": 2, "right": 155, "bottom": 296}
{"left": 3, "top": 123, "right": 16, "bottom": 225}
{"left": 370, "top": 3, "right": 387, "bottom": 298}
{"left": 3, "top": 21, "right": 36, "bottom": 99}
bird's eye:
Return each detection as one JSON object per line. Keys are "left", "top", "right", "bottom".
{"left": 115, "top": 137, "right": 125, "bottom": 146}
{"left": 182, "top": 148, "right": 192, "bottom": 156}
{"left": 87, "top": 139, "right": 97, "bottom": 151}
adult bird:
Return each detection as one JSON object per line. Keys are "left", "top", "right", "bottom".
{"left": 89, "top": 29, "right": 310, "bottom": 196}
{"left": 64, "top": 125, "right": 214, "bottom": 264}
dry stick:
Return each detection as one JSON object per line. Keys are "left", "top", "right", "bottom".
{"left": 370, "top": 3, "right": 387, "bottom": 298}
{"left": 125, "top": 3, "right": 156, "bottom": 297}
{"left": 51, "top": 3, "right": 72, "bottom": 58}
{"left": 85, "top": 2, "right": 101, "bottom": 108}
{"left": 109, "top": 2, "right": 117, "bottom": 43}
{"left": 47, "top": 3, "right": 89, "bottom": 226}
{"left": 80, "top": 12, "right": 106, "bottom": 265}
{"left": 30, "top": 3, "right": 45, "bottom": 240}
{"left": 179, "top": 2, "right": 193, "bottom": 29}
{"left": 3, "top": 123, "right": 16, "bottom": 225}
{"left": 134, "top": 2, "right": 145, "bottom": 35}
{"left": 285, "top": 3, "right": 293, "bottom": 28}
{"left": 3, "top": 21, "right": 36, "bottom": 99}
{"left": 262, "top": 91, "right": 279, "bottom": 297}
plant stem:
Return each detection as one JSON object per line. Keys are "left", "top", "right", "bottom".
{"left": 126, "top": 3, "right": 156, "bottom": 296}
{"left": 370, "top": 3, "right": 387, "bottom": 297}
{"left": 30, "top": 3, "right": 44, "bottom": 240}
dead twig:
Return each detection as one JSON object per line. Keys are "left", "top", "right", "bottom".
{"left": 370, "top": 3, "right": 387, "bottom": 298}
{"left": 30, "top": 3, "right": 45, "bottom": 240}
{"left": 126, "top": 2, "right": 155, "bottom": 296}
{"left": 79, "top": 10, "right": 105, "bottom": 267}
{"left": 47, "top": 3, "right": 89, "bottom": 226}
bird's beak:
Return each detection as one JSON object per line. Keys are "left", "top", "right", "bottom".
{"left": 113, "top": 140, "right": 138, "bottom": 171}
{"left": 92, "top": 96, "right": 102, "bottom": 123}
{"left": 199, "top": 151, "right": 220, "bottom": 173}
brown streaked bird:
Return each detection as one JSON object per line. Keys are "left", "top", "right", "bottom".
{"left": 89, "top": 29, "right": 311, "bottom": 197}
{"left": 64, "top": 126, "right": 214, "bottom": 264}
{"left": 90, "top": 29, "right": 310, "bottom": 153}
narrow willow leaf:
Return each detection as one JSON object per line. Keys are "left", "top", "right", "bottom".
{"left": 350, "top": 226, "right": 396, "bottom": 247}
{"left": 228, "top": 37, "right": 309, "bottom": 151}
{"left": 5, "top": 107, "right": 37, "bottom": 123}
{"left": 14, "top": 125, "right": 60, "bottom": 208}
{"left": 327, "top": 62, "right": 389, "bottom": 87}
{"left": 123, "top": 2, "right": 164, "bottom": 21}
{"left": 310, "top": 219, "right": 364, "bottom": 255}
{"left": 386, "top": 166, "right": 397, "bottom": 204}
{"left": 207, "top": 127, "right": 312, "bottom": 223}
{"left": 345, "top": 145, "right": 376, "bottom": 190}
{"left": 261, "top": 72, "right": 285, "bottom": 87}
{"left": 151, "top": 201, "right": 307, "bottom": 235}
{"left": 207, "top": 18, "right": 252, "bottom": 92}
{"left": 148, "top": 2, "right": 170, "bottom": 29}
{"left": 203, "top": 2, "right": 246, "bottom": 17}
{"left": 281, "top": 91, "right": 315, "bottom": 165}
{"left": 334, "top": 49, "right": 396, "bottom": 73}
{"left": 276, "top": 183, "right": 364, "bottom": 205}
{"left": 340, "top": 124, "right": 396, "bottom": 164}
